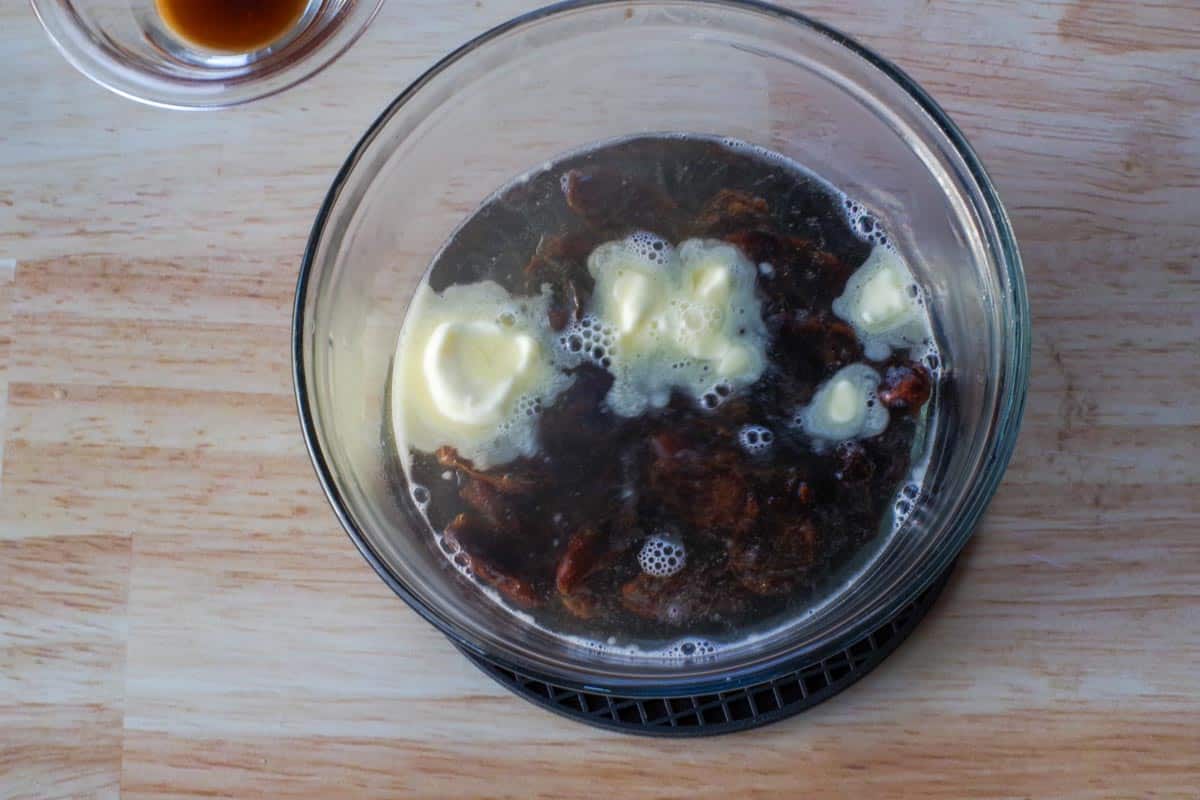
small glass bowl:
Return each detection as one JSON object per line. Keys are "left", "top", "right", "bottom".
{"left": 294, "top": 0, "right": 1030, "bottom": 696}
{"left": 30, "top": 0, "right": 383, "bottom": 109}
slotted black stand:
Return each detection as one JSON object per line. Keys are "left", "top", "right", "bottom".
{"left": 460, "top": 562, "right": 954, "bottom": 736}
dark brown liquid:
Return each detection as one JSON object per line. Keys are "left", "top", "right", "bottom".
{"left": 156, "top": 0, "right": 307, "bottom": 52}
{"left": 397, "top": 135, "right": 940, "bottom": 650}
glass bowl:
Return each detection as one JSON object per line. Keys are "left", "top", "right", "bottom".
{"left": 30, "top": 0, "right": 383, "bottom": 108}
{"left": 294, "top": 0, "right": 1029, "bottom": 696}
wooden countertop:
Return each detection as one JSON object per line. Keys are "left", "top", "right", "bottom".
{"left": 3, "top": 0, "right": 1198, "bottom": 797}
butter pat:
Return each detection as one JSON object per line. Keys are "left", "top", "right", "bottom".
{"left": 610, "top": 267, "right": 667, "bottom": 338}
{"left": 825, "top": 377, "right": 863, "bottom": 424}
{"left": 391, "top": 281, "right": 572, "bottom": 469}
{"left": 423, "top": 320, "right": 537, "bottom": 425}
{"left": 581, "top": 234, "right": 767, "bottom": 417}
{"left": 688, "top": 260, "right": 732, "bottom": 305}
{"left": 856, "top": 262, "right": 910, "bottom": 331}
{"left": 797, "top": 363, "right": 888, "bottom": 445}
{"left": 833, "top": 246, "right": 927, "bottom": 360}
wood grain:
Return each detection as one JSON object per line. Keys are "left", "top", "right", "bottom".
{"left": 2, "top": 0, "right": 1198, "bottom": 797}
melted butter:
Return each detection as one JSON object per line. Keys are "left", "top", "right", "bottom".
{"left": 422, "top": 320, "right": 538, "bottom": 426}
{"left": 392, "top": 233, "right": 772, "bottom": 466}
{"left": 797, "top": 363, "right": 889, "bottom": 446}
{"left": 833, "top": 246, "right": 927, "bottom": 360}
{"left": 391, "top": 281, "right": 571, "bottom": 469}
{"left": 583, "top": 234, "right": 768, "bottom": 417}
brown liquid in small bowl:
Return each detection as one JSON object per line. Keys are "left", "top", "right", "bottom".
{"left": 155, "top": 0, "right": 307, "bottom": 52}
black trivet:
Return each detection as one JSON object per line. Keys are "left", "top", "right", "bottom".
{"left": 461, "top": 562, "right": 953, "bottom": 736}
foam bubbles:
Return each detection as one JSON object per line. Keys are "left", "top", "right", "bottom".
{"left": 556, "top": 313, "right": 617, "bottom": 371}
{"left": 842, "top": 196, "right": 890, "bottom": 248}
{"left": 437, "top": 532, "right": 475, "bottom": 579}
{"left": 889, "top": 464, "right": 929, "bottom": 533}
{"left": 513, "top": 394, "right": 544, "bottom": 419}
{"left": 699, "top": 381, "right": 734, "bottom": 411}
{"left": 637, "top": 534, "right": 686, "bottom": 577}
{"left": 660, "top": 639, "right": 718, "bottom": 659}
{"left": 563, "top": 636, "right": 722, "bottom": 660}
{"left": 627, "top": 230, "right": 673, "bottom": 265}
{"left": 737, "top": 424, "right": 774, "bottom": 454}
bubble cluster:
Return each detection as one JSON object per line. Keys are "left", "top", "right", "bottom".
{"left": 669, "top": 296, "right": 723, "bottom": 330}
{"left": 660, "top": 639, "right": 718, "bottom": 659}
{"left": 638, "top": 534, "right": 686, "bottom": 577}
{"left": 737, "top": 424, "right": 775, "bottom": 454}
{"left": 627, "top": 231, "right": 673, "bottom": 265}
{"left": 557, "top": 313, "right": 616, "bottom": 370}
{"left": 436, "top": 533, "right": 474, "bottom": 579}
{"left": 842, "top": 196, "right": 890, "bottom": 248}
{"left": 514, "top": 394, "right": 543, "bottom": 419}
{"left": 560, "top": 635, "right": 725, "bottom": 660}
{"left": 890, "top": 482, "right": 926, "bottom": 532}
{"left": 493, "top": 394, "right": 548, "bottom": 439}
{"left": 700, "top": 381, "right": 733, "bottom": 411}
{"left": 901, "top": 335, "right": 944, "bottom": 386}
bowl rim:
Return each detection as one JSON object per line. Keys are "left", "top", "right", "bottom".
{"left": 292, "top": 0, "right": 1030, "bottom": 695}
{"left": 29, "top": 0, "right": 385, "bottom": 110}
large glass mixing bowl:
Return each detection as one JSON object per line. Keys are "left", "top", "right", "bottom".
{"left": 294, "top": 0, "right": 1029, "bottom": 696}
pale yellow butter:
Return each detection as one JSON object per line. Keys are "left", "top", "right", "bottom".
{"left": 833, "top": 246, "right": 927, "bottom": 359}
{"left": 391, "top": 281, "right": 571, "bottom": 469}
